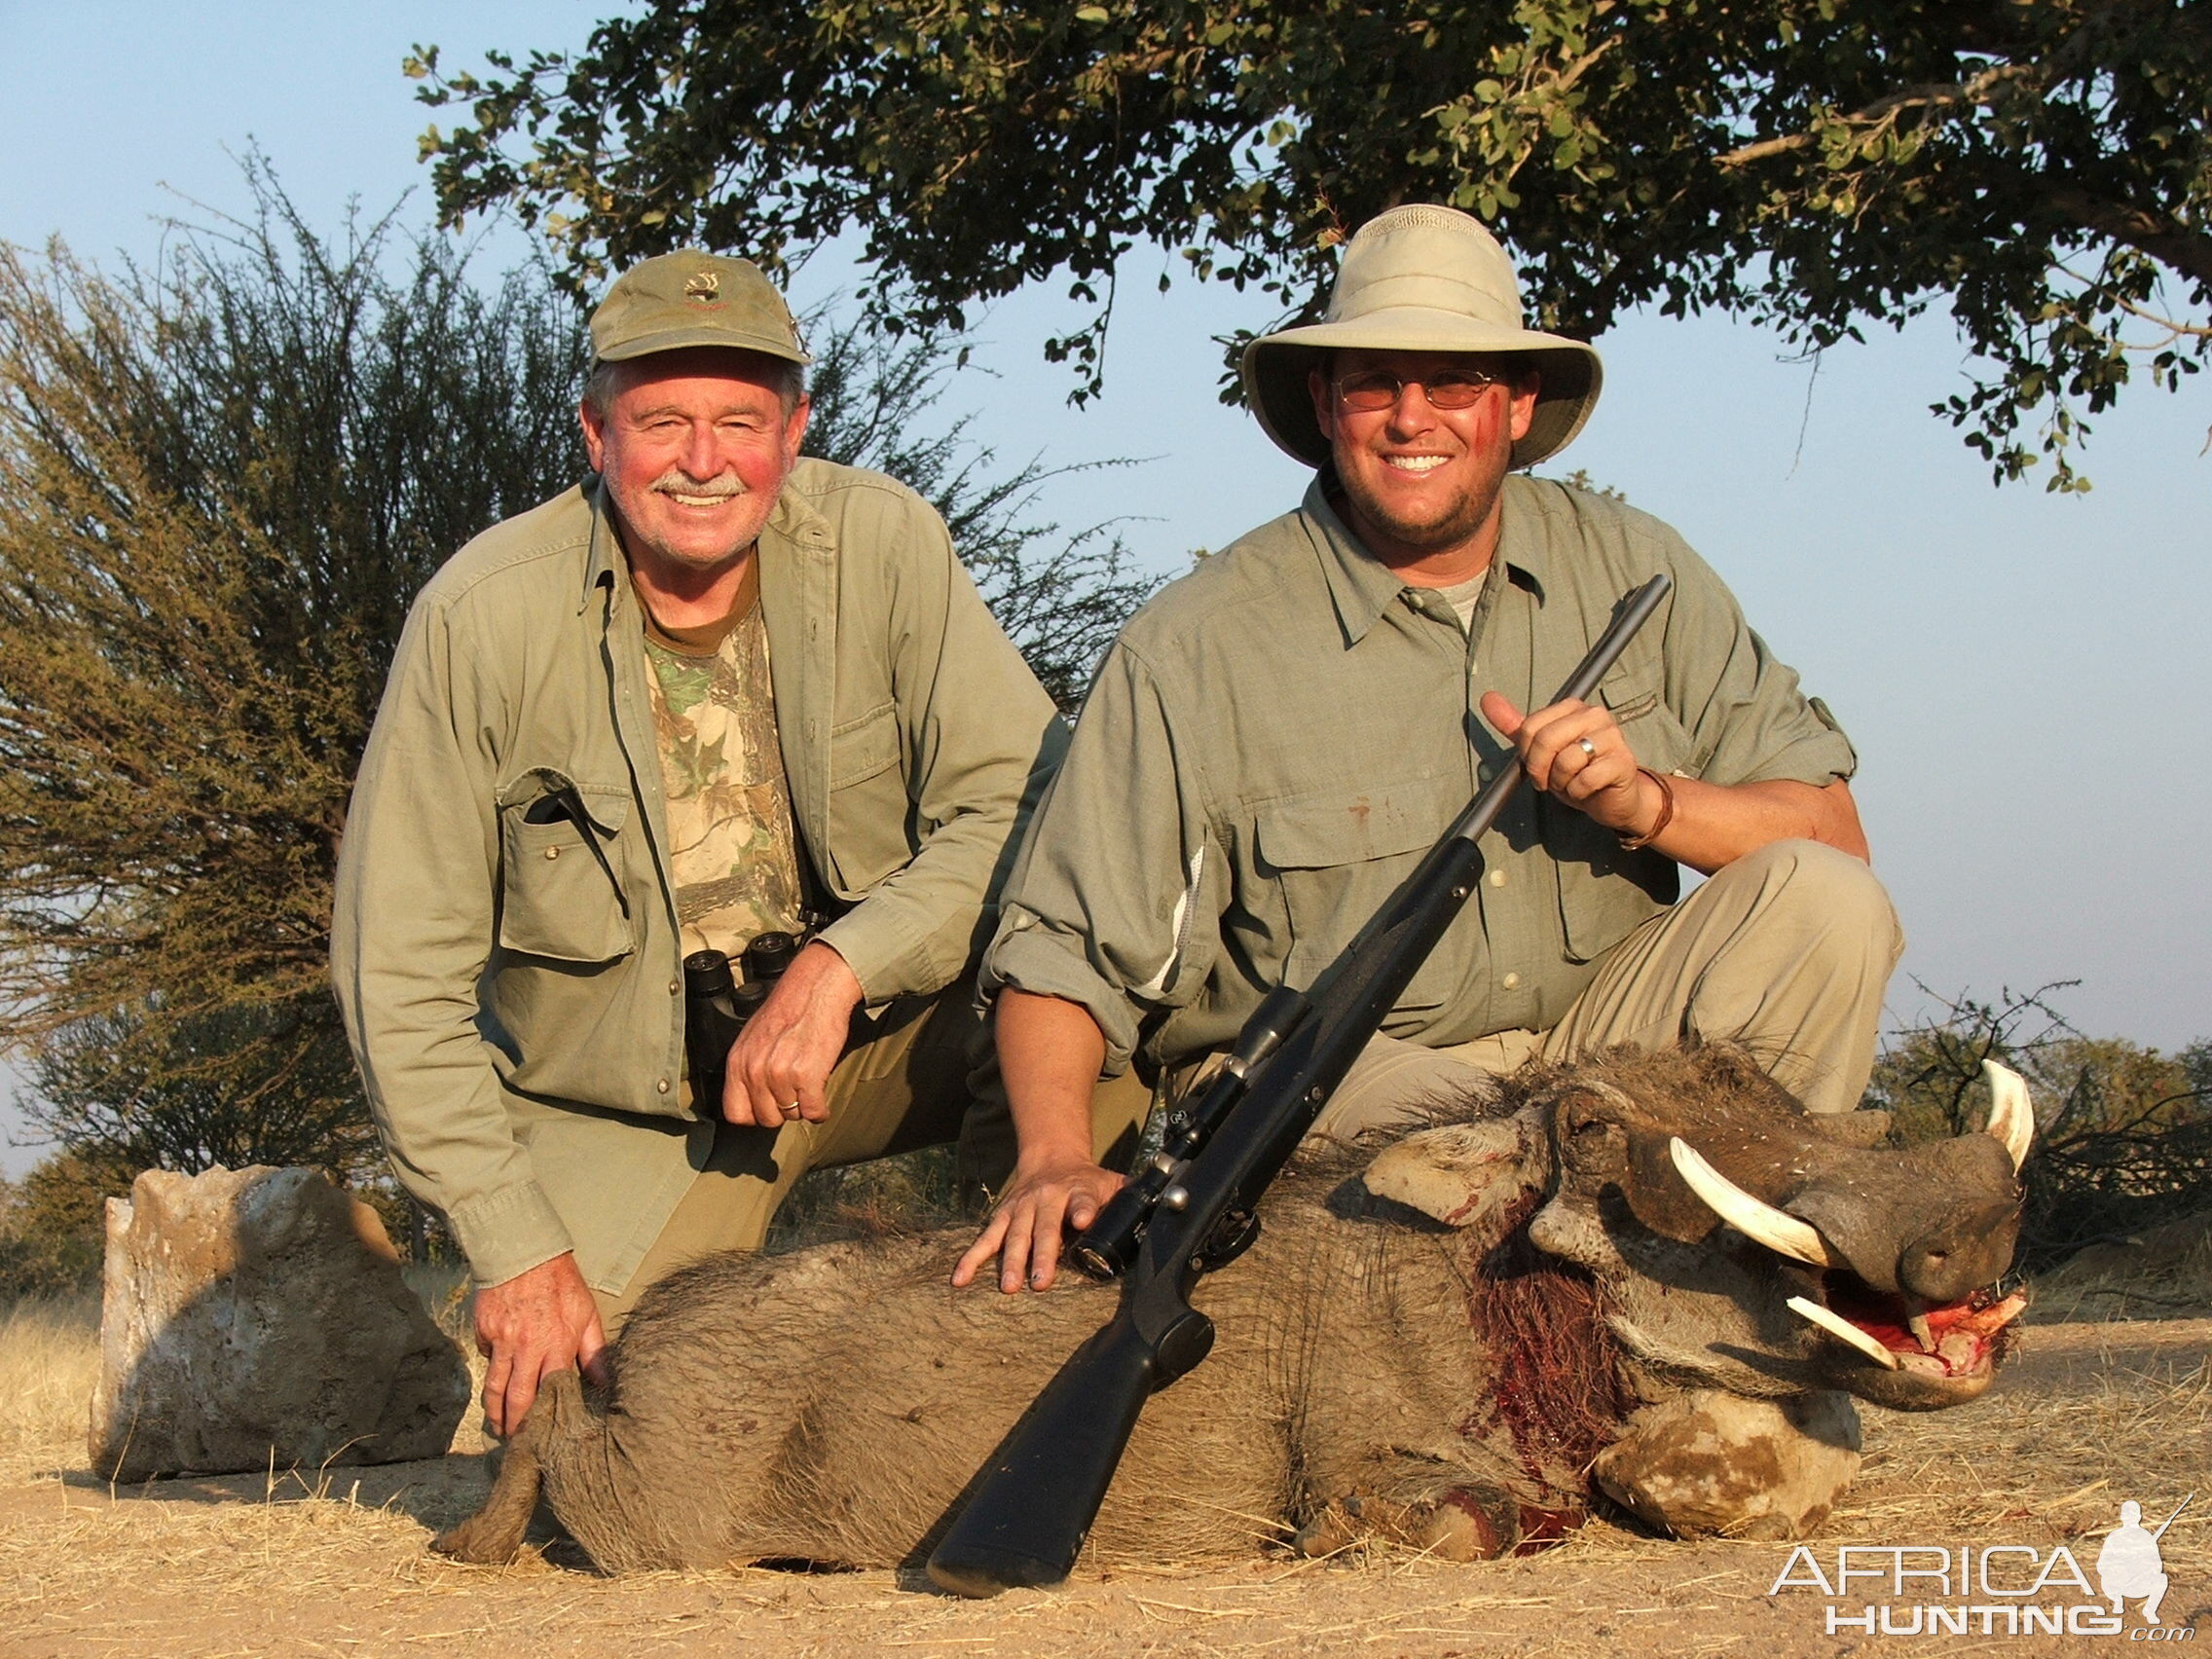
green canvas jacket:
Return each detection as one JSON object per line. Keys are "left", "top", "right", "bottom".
{"left": 983, "top": 474, "right": 1858, "bottom": 1080}
{"left": 332, "top": 460, "right": 1062, "bottom": 1289}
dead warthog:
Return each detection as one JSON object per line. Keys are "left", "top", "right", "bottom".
{"left": 438, "top": 1045, "right": 2032, "bottom": 1572}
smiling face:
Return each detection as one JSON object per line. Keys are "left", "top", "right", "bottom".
{"left": 579, "top": 347, "right": 809, "bottom": 586}
{"left": 1308, "top": 348, "right": 1539, "bottom": 577}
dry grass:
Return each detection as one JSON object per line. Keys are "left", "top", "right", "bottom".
{"left": 2028, "top": 1210, "right": 2212, "bottom": 1324}
{"left": 0, "top": 1294, "right": 98, "bottom": 1488}
{"left": 1, "top": 1286, "right": 2205, "bottom": 1654}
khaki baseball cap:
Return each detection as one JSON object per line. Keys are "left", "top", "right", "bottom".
{"left": 588, "top": 250, "right": 811, "bottom": 366}
{"left": 1241, "top": 204, "right": 1602, "bottom": 471}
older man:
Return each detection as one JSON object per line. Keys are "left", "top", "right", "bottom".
{"left": 334, "top": 252, "right": 1142, "bottom": 1432}
{"left": 957, "top": 204, "right": 1901, "bottom": 1293}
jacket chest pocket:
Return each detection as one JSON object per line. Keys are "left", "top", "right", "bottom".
{"left": 497, "top": 772, "right": 639, "bottom": 963}
{"left": 1254, "top": 776, "right": 1463, "bottom": 1008}
{"left": 1600, "top": 667, "right": 1705, "bottom": 780}
{"left": 823, "top": 702, "right": 909, "bottom": 893}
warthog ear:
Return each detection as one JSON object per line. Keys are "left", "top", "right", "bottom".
{"left": 1360, "top": 1120, "right": 1529, "bottom": 1228}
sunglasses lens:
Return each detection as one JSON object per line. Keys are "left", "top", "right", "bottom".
{"left": 1423, "top": 373, "right": 1494, "bottom": 408}
{"left": 1335, "top": 373, "right": 1400, "bottom": 411}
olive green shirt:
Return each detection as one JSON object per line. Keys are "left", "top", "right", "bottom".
{"left": 332, "top": 460, "right": 1063, "bottom": 1290}
{"left": 983, "top": 474, "right": 1857, "bottom": 1078}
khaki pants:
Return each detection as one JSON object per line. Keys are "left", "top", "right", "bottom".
{"left": 593, "top": 982, "right": 1151, "bottom": 1330}
{"left": 1309, "top": 839, "right": 1903, "bottom": 1140}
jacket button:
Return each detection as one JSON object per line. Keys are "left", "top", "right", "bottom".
{"left": 668, "top": 979, "right": 681, "bottom": 995}
{"left": 543, "top": 846, "right": 561, "bottom": 861}
{"left": 655, "top": 1078, "right": 671, "bottom": 1095}
{"left": 1502, "top": 972, "right": 1521, "bottom": 989}
{"left": 1488, "top": 868, "right": 1507, "bottom": 887}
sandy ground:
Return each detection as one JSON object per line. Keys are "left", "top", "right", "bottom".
{"left": 2, "top": 1317, "right": 2205, "bottom": 1657}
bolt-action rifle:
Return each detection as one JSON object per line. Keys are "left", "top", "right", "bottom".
{"left": 926, "top": 572, "right": 1674, "bottom": 1598}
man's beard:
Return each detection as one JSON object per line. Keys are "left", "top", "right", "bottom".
{"left": 613, "top": 466, "right": 755, "bottom": 571}
{"left": 1340, "top": 466, "right": 1502, "bottom": 556}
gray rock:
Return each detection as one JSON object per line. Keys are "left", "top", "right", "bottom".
{"left": 87, "top": 1165, "right": 470, "bottom": 1481}
{"left": 1592, "top": 1388, "right": 1862, "bottom": 1540}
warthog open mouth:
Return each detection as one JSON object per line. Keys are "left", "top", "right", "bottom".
{"left": 1788, "top": 1279, "right": 2027, "bottom": 1382}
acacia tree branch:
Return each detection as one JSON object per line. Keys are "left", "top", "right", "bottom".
{"left": 1716, "top": 62, "right": 2051, "bottom": 167}
{"left": 2046, "top": 188, "right": 2212, "bottom": 290}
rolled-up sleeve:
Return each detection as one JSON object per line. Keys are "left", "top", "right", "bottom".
{"left": 330, "top": 597, "right": 572, "bottom": 1287}
{"left": 1658, "top": 537, "right": 1860, "bottom": 789}
{"left": 982, "top": 642, "right": 1219, "bottom": 1074}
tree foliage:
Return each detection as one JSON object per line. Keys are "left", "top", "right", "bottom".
{"left": 412, "top": 0, "right": 2212, "bottom": 488}
{"left": 1865, "top": 984, "right": 2211, "bottom": 1271}
{"left": 0, "top": 166, "right": 1151, "bottom": 1185}
{"left": 0, "top": 1152, "right": 113, "bottom": 1299}
{"left": 0, "top": 169, "right": 589, "bottom": 1178}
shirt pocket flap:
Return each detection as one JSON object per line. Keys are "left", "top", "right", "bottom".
{"left": 497, "top": 771, "right": 637, "bottom": 964}
{"left": 498, "top": 768, "right": 633, "bottom": 836}
{"left": 1600, "top": 671, "right": 1705, "bottom": 778}
{"left": 1256, "top": 776, "right": 1459, "bottom": 870}
{"left": 1255, "top": 776, "right": 1464, "bottom": 1009}
{"left": 830, "top": 702, "right": 901, "bottom": 789}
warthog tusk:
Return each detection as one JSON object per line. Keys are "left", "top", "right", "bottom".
{"left": 1981, "top": 1060, "right": 2035, "bottom": 1172}
{"left": 1788, "top": 1295, "right": 1901, "bottom": 1371}
{"left": 1668, "top": 1138, "right": 1839, "bottom": 1268}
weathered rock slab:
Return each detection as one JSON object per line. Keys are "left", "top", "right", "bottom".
{"left": 88, "top": 1165, "right": 470, "bottom": 1481}
{"left": 1592, "top": 1388, "right": 1862, "bottom": 1541}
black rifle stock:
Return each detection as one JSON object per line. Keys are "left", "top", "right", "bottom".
{"left": 925, "top": 573, "right": 1672, "bottom": 1598}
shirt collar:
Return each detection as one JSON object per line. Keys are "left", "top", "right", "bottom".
{"left": 1299, "top": 472, "right": 1550, "bottom": 645}
{"left": 581, "top": 475, "right": 620, "bottom": 612}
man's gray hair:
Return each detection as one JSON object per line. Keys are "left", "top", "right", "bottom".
{"left": 581, "top": 352, "right": 806, "bottom": 418}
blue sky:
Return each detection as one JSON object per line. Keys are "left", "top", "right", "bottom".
{"left": 2, "top": 3, "right": 2207, "bottom": 1172}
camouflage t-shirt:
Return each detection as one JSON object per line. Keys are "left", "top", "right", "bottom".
{"left": 636, "top": 562, "right": 805, "bottom": 958}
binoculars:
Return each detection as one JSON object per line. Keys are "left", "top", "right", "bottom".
{"left": 682, "top": 930, "right": 803, "bottom": 1119}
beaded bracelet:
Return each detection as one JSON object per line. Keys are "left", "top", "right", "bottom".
{"left": 1619, "top": 767, "right": 1676, "bottom": 851}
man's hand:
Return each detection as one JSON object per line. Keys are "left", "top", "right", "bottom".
{"left": 952, "top": 1152, "right": 1127, "bottom": 1293}
{"left": 721, "top": 940, "right": 865, "bottom": 1128}
{"left": 1480, "top": 689, "right": 1660, "bottom": 839}
{"left": 1481, "top": 689, "right": 1870, "bottom": 868}
{"left": 472, "top": 1252, "right": 608, "bottom": 1438}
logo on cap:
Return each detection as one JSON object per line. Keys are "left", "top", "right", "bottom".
{"left": 683, "top": 271, "right": 720, "bottom": 303}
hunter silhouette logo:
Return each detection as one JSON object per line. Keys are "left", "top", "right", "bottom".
{"left": 1767, "top": 1493, "right": 2195, "bottom": 1640}
{"left": 2099, "top": 1496, "right": 2190, "bottom": 1626}
{"left": 683, "top": 271, "right": 720, "bottom": 302}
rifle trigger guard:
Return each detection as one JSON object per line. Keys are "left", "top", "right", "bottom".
{"left": 1192, "top": 1207, "right": 1261, "bottom": 1273}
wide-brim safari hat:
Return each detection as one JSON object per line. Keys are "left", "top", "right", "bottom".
{"left": 1240, "top": 204, "right": 1602, "bottom": 471}
{"left": 589, "top": 250, "right": 811, "bottom": 367}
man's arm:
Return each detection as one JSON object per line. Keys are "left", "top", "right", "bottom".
{"left": 808, "top": 483, "right": 1068, "bottom": 1006}
{"left": 332, "top": 590, "right": 593, "bottom": 1429}
{"left": 951, "top": 990, "right": 1123, "bottom": 1292}
{"left": 961, "top": 643, "right": 1221, "bottom": 1291}
{"left": 1481, "top": 690, "right": 1868, "bottom": 872}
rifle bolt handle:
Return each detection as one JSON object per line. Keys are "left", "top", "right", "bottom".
{"left": 1161, "top": 1186, "right": 1190, "bottom": 1212}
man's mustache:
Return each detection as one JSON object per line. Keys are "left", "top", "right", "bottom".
{"left": 648, "top": 469, "right": 748, "bottom": 499}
